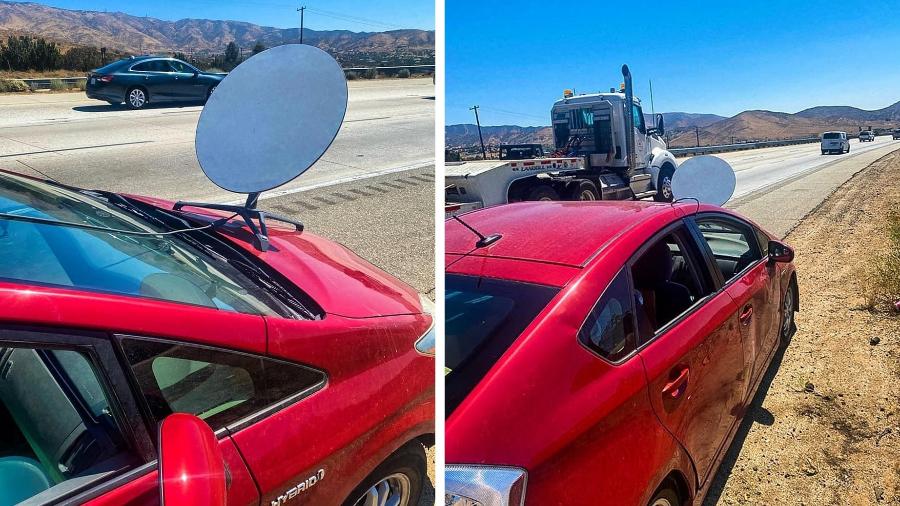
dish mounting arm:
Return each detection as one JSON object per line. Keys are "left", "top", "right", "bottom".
{"left": 173, "top": 192, "right": 303, "bottom": 251}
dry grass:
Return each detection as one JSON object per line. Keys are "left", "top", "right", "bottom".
{"left": 861, "top": 210, "right": 900, "bottom": 311}
{"left": 0, "top": 78, "right": 29, "bottom": 92}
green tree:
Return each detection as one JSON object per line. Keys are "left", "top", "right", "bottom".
{"left": 224, "top": 41, "right": 239, "bottom": 68}
{"left": 62, "top": 46, "right": 102, "bottom": 71}
{"left": 252, "top": 41, "right": 266, "bottom": 55}
{"left": 0, "top": 35, "right": 61, "bottom": 71}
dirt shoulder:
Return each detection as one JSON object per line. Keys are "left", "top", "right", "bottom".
{"left": 706, "top": 150, "right": 900, "bottom": 504}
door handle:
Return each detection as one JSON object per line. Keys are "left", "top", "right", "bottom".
{"left": 739, "top": 305, "right": 753, "bottom": 325}
{"left": 662, "top": 368, "right": 690, "bottom": 398}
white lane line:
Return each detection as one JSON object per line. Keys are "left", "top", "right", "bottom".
{"left": 221, "top": 159, "right": 435, "bottom": 205}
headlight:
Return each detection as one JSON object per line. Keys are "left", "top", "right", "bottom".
{"left": 445, "top": 465, "right": 527, "bottom": 506}
{"left": 415, "top": 294, "right": 435, "bottom": 356}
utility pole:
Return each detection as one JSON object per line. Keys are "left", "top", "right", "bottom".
{"left": 695, "top": 126, "right": 700, "bottom": 147}
{"left": 649, "top": 79, "right": 655, "bottom": 117}
{"left": 297, "top": 6, "right": 306, "bottom": 44}
{"left": 470, "top": 105, "right": 487, "bottom": 160}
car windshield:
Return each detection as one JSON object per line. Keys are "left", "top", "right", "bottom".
{"left": 445, "top": 274, "right": 559, "bottom": 414}
{"left": 823, "top": 133, "right": 841, "bottom": 139}
{"left": 0, "top": 172, "right": 310, "bottom": 318}
{"left": 94, "top": 59, "right": 127, "bottom": 73}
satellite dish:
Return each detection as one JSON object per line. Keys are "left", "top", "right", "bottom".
{"left": 671, "top": 155, "right": 736, "bottom": 206}
{"left": 195, "top": 44, "right": 348, "bottom": 194}
{"left": 176, "top": 44, "right": 348, "bottom": 251}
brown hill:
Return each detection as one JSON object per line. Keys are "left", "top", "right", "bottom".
{"left": 0, "top": 1, "right": 434, "bottom": 54}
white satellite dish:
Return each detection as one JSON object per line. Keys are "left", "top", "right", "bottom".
{"left": 195, "top": 44, "right": 347, "bottom": 193}
{"left": 671, "top": 155, "right": 736, "bottom": 207}
{"left": 175, "top": 44, "right": 348, "bottom": 250}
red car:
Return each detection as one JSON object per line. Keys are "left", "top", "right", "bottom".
{"left": 445, "top": 200, "right": 798, "bottom": 506}
{"left": 0, "top": 170, "right": 434, "bottom": 506}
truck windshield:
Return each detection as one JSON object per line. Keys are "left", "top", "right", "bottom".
{"left": 823, "top": 133, "right": 841, "bottom": 139}
{"left": 0, "top": 173, "right": 315, "bottom": 318}
{"left": 445, "top": 274, "right": 559, "bottom": 414}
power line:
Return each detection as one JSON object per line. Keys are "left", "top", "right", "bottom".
{"left": 303, "top": 8, "right": 405, "bottom": 30}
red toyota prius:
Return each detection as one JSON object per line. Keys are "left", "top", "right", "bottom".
{"left": 0, "top": 170, "right": 434, "bottom": 506}
{"left": 445, "top": 200, "right": 798, "bottom": 506}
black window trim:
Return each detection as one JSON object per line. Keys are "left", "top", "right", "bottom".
{"left": 575, "top": 266, "right": 639, "bottom": 364}
{"left": 113, "top": 333, "right": 328, "bottom": 440}
{"left": 579, "top": 220, "right": 721, "bottom": 365}
{"left": 0, "top": 325, "right": 156, "bottom": 504}
{"left": 686, "top": 212, "right": 768, "bottom": 290}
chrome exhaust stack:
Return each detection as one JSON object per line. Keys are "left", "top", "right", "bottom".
{"left": 622, "top": 64, "right": 636, "bottom": 178}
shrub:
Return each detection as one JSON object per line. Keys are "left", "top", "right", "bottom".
{"left": 49, "top": 79, "right": 68, "bottom": 91}
{"left": 397, "top": 68, "right": 411, "bottom": 78}
{"left": 345, "top": 71, "right": 358, "bottom": 80}
{"left": 364, "top": 68, "right": 378, "bottom": 79}
{"left": 861, "top": 210, "right": 900, "bottom": 311}
{"left": 0, "top": 79, "right": 29, "bottom": 92}
{"left": 74, "top": 79, "right": 87, "bottom": 91}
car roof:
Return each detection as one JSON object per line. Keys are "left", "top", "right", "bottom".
{"left": 446, "top": 201, "right": 685, "bottom": 268}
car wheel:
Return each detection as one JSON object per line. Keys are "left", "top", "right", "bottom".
{"left": 648, "top": 484, "right": 681, "bottom": 506}
{"left": 653, "top": 164, "right": 675, "bottom": 202}
{"left": 780, "top": 280, "right": 797, "bottom": 346}
{"left": 566, "top": 180, "right": 600, "bottom": 201}
{"left": 126, "top": 87, "right": 147, "bottom": 110}
{"left": 821, "top": 150, "right": 826, "bottom": 155}
{"left": 344, "top": 442, "right": 425, "bottom": 506}
{"left": 526, "top": 184, "right": 560, "bottom": 201}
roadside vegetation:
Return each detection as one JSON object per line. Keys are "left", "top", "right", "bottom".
{"left": 861, "top": 210, "right": 900, "bottom": 312}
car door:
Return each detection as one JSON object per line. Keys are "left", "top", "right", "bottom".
{"left": 135, "top": 59, "right": 177, "bottom": 100}
{"left": 632, "top": 223, "right": 747, "bottom": 487}
{"left": 165, "top": 60, "right": 206, "bottom": 100}
{"left": 689, "top": 214, "right": 773, "bottom": 395}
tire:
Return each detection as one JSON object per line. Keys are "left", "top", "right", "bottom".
{"left": 525, "top": 184, "right": 560, "bottom": 201}
{"left": 126, "top": 87, "right": 148, "bottom": 110}
{"left": 565, "top": 180, "right": 600, "bottom": 201}
{"left": 343, "top": 442, "right": 425, "bottom": 506}
{"left": 779, "top": 280, "right": 797, "bottom": 348}
{"left": 821, "top": 150, "right": 826, "bottom": 155}
{"left": 846, "top": 144, "right": 850, "bottom": 153}
{"left": 648, "top": 484, "right": 681, "bottom": 506}
{"left": 653, "top": 164, "right": 675, "bottom": 202}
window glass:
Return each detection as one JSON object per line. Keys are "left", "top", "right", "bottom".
{"left": 631, "top": 230, "right": 712, "bottom": 341}
{"left": 168, "top": 60, "right": 193, "bottom": 73}
{"left": 147, "top": 60, "right": 170, "bottom": 72}
{"left": 578, "top": 269, "right": 635, "bottom": 361}
{"left": 131, "top": 61, "right": 151, "bottom": 71}
{"left": 695, "top": 217, "right": 762, "bottom": 282}
{"left": 0, "top": 347, "right": 136, "bottom": 503}
{"left": 445, "top": 275, "right": 559, "bottom": 415}
{"left": 120, "top": 338, "right": 326, "bottom": 431}
{"left": 632, "top": 104, "right": 646, "bottom": 134}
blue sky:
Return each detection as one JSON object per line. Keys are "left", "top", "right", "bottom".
{"left": 10, "top": 0, "right": 433, "bottom": 31}
{"left": 447, "top": 1, "right": 900, "bottom": 126}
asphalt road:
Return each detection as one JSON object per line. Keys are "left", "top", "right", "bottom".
{"left": 680, "top": 135, "right": 899, "bottom": 200}
{"left": 0, "top": 78, "right": 434, "bottom": 203}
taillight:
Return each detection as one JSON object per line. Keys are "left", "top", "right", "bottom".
{"left": 99, "top": 75, "right": 114, "bottom": 83}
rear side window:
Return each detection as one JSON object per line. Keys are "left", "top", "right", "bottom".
{"left": 120, "top": 338, "right": 326, "bottom": 431}
{"left": 823, "top": 132, "right": 840, "bottom": 139}
{"left": 0, "top": 347, "right": 137, "bottom": 503}
{"left": 578, "top": 269, "right": 635, "bottom": 361}
{"left": 695, "top": 217, "right": 762, "bottom": 283}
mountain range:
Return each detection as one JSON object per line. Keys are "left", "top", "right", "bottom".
{"left": 447, "top": 103, "right": 900, "bottom": 150}
{"left": 0, "top": 1, "right": 434, "bottom": 54}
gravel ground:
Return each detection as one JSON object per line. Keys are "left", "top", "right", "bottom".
{"left": 706, "top": 149, "right": 900, "bottom": 505}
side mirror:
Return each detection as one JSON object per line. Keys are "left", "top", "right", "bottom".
{"left": 656, "top": 113, "right": 665, "bottom": 136}
{"left": 768, "top": 240, "right": 794, "bottom": 264}
{"left": 159, "top": 413, "right": 227, "bottom": 506}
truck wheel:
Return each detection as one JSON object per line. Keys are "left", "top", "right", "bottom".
{"left": 526, "top": 185, "right": 560, "bottom": 201}
{"left": 653, "top": 165, "right": 675, "bottom": 202}
{"left": 566, "top": 180, "right": 600, "bottom": 201}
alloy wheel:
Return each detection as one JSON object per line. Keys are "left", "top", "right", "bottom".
{"left": 129, "top": 89, "right": 146, "bottom": 109}
{"left": 353, "top": 472, "right": 411, "bottom": 506}
{"left": 660, "top": 175, "right": 673, "bottom": 200}
{"left": 651, "top": 498, "right": 674, "bottom": 506}
{"left": 781, "top": 285, "right": 794, "bottom": 337}
{"left": 579, "top": 189, "right": 597, "bottom": 200}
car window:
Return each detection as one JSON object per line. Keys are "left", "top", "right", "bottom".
{"left": 0, "top": 346, "right": 137, "bottom": 503}
{"left": 631, "top": 228, "right": 714, "bottom": 342}
{"left": 168, "top": 60, "right": 193, "bottom": 73}
{"left": 578, "top": 269, "right": 635, "bottom": 361}
{"left": 445, "top": 274, "right": 559, "bottom": 415}
{"left": 695, "top": 217, "right": 763, "bottom": 283}
{"left": 632, "top": 104, "right": 646, "bottom": 134}
{"left": 823, "top": 132, "right": 839, "bottom": 139}
{"left": 0, "top": 171, "right": 306, "bottom": 318}
{"left": 131, "top": 61, "right": 151, "bottom": 71}
{"left": 120, "top": 338, "right": 326, "bottom": 432}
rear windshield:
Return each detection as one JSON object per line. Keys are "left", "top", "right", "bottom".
{"left": 823, "top": 133, "right": 841, "bottom": 139}
{"left": 0, "top": 173, "right": 309, "bottom": 317}
{"left": 445, "top": 274, "right": 559, "bottom": 414}
{"left": 93, "top": 59, "right": 129, "bottom": 74}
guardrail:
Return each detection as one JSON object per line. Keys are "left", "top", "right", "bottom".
{"left": 669, "top": 137, "right": 820, "bottom": 157}
{"left": 14, "top": 64, "right": 435, "bottom": 90}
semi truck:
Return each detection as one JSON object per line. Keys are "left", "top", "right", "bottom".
{"left": 446, "top": 65, "right": 679, "bottom": 217}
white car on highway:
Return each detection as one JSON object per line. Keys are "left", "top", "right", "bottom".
{"left": 859, "top": 130, "right": 875, "bottom": 142}
{"left": 821, "top": 131, "right": 849, "bottom": 155}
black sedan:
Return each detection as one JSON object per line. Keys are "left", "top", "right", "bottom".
{"left": 86, "top": 56, "right": 225, "bottom": 110}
